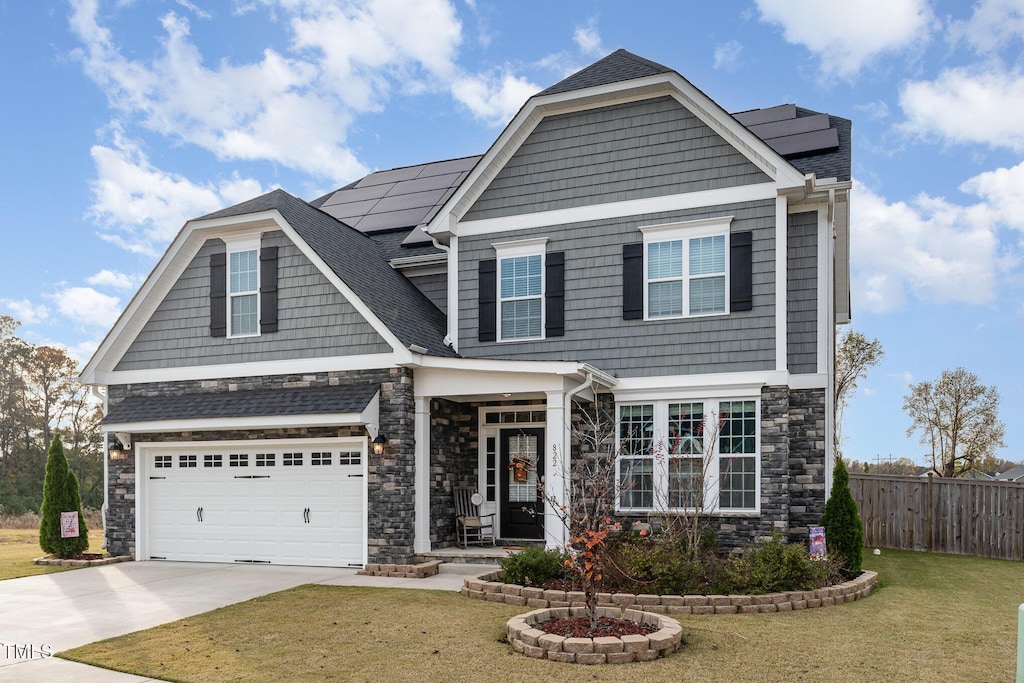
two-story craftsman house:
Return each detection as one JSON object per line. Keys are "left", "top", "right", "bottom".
{"left": 81, "top": 50, "right": 852, "bottom": 567}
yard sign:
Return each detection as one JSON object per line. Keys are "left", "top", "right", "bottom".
{"left": 809, "top": 525, "right": 826, "bottom": 560}
{"left": 60, "top": 511, "right": 80, "bottom": 538}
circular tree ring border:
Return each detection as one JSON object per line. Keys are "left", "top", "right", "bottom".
{"left": 507, "top": 606, "right": 682, "bottom": 664}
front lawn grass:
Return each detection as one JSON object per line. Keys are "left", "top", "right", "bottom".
{"left": 61, "top": 549, "right": 1023, "bottom": 682}
{"left": 0, "top": 528, "right": 105, "bottom": 581}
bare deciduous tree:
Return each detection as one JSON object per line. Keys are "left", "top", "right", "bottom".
{"left": 903, "top": 367, "right": 1005, "bottom": 478}
{"left": 834, "top": 330, "right": 884, "bottom": 460}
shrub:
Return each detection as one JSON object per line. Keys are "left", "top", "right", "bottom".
{"left": 604, "top": 535, "right": 701, "bottom": 595}
{"left": 499, "top": 546, "right": 567, "bottom": 587}
{"left": 820, "top": 457, "right": 863, "bottom": 579}
{"left": 38, "top": 436, "right": 89, "bottom": 558}
{"left": 724, "top": 534, "right": 835, "bottom": 594}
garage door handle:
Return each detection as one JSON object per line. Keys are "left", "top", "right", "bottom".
{"left": 348, "top": 474, "right": 363, "bottom": 478}
{"left": 303, "top": 507, "right": 309, "bottom": 524}
{"left": 197, "top": 506, "right": 203, "bottom": 522}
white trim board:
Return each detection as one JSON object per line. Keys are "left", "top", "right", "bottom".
{"left": 456, "top": 184, "right": 776, "bottom": 237}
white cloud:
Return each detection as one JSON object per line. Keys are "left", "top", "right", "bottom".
{"left": 68, "top": 0, "right": 466, "bottom": 183}
{"left": 713, "top": 40, "right": 743, "bottom": 71}
{"left": 948, "top": 0, "right": 1024, "bottom": 53}
{"left": 958, "top": 160, "right": 1024, "bottom": 233}
{"left": 88, "top": 129, "right": 265, "bottom": 256}
{"left": 573, "top": 20, "right": 604, "bottom": 58}
{"left": 890, "top": 370, "right": 915, "bottom": 386}
{"left": 850, "top": 180, "right": 1004, "bottom": 313}
{"left": 451, "top": 68, "right": 540, "bottom": 126}
{"left": 0, "top": 299, "right": 50, "bottom": 325}
{"left": 856, "top": 100, "right": 890, "bottom": 121}
{"left": 899, "top": 64, "right": 1024, "bottom": 151}
{"left": 46, "top": 286, "right": 123, "bottom": 329}
{"left": 755, "top": 0, "right": 934, "bottom": 77}
{"left": 86, "top": 269, "right": 144, "bottom": 290}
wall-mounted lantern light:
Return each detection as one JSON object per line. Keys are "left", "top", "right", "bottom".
{"left": 372, "top": 433, "right": 389, "bottom": 455}
{"left": 109, "top": 436, "right": 127, "bottom": 461}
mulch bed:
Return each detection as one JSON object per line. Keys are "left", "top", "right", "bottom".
{"left": 537, "top": 616, "right": 659, "bottom": 639}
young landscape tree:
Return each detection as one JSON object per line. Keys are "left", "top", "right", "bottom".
{"left": 39, "top": 434, "right": 89, "bottom": 558}
{"left": 819, "top": 457, "right": 862, "bottom": 579}
{"left": 834, "top": 330, "right": 884, "bottom": 461}
{"left": 903, "top": 367, "right": 1005, "bottom": 478}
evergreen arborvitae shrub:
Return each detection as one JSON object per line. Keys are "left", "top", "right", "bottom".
{"left": 819, "top": 457, "right": 863, "bottom": 579}
{"left": 39, "top": 435, "right": 89, "bottom": 558}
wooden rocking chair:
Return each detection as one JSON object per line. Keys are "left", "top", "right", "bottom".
{"left": 454, "top": 486, "right": 496, "bottom": 548}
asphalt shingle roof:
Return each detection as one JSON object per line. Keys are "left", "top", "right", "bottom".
{"left": 102, "top": 383, "right": 380, "bottom": 424}
{"left": 539, "top": 49, "right": 673, "bottom": 96}
{"left": 198, "top": 189, "right": 456, "bottom": 357}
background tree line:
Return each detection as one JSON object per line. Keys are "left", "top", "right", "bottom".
{"left": 835, "top": 329, "right": 1013, "bottom": 479}
{"left": 0, "top": 315, "right": 102, "bottom": 514}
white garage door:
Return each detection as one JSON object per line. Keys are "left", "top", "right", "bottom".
{"left": 142, "top": 439, "right": 366, "bottom": 567}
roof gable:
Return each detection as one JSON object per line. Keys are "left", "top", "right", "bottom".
{"left": 539, "top": 49, "right": 672, "bottom": 96}
{"left": 81, "top": 189, "right": 455, "bottom": 383}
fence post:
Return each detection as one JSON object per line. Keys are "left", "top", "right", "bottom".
{"left": 926, "top": 473, "right": 933, "bottom": 552}
{"left": 1018, "top": 604, "right": 1024, "bottom": 683}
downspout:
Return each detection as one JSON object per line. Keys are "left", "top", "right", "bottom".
{"left": 429, "top": 234, "right": 457, "bottom": 353}
{"left": 90, "top": 385, "right": 108, "bottom": 549}
{"left": 548, "top": 371, "right": 595, "bottom": 549}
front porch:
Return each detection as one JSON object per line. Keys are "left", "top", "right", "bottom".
{"left": 411, "top": 361, "right": 617, "bottom": 557}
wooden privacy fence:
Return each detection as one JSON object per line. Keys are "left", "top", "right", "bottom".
{"left": 849, "top": 473, "right": 1024, "bottom": 561}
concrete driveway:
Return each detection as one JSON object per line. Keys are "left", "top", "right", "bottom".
{"left": 0, "top": 561, "right": 485, "bottom": 682}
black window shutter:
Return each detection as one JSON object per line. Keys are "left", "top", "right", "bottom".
{"left": 209, "top": 252, "right": 226, "bottom": 337}
{"left": 730, "top": 231, "right": 753, "bottom": 312}
{"left": 545, "top": 251, "right": 565, "bottom": 337}
{"left": 260, "top": 245, "right": 279, "bottom": 333}
{"left": 622, "top": 243, "right": 643, "bottom": 320}
{"left": 478, "top": 259, "right": 497, "bottom": 342}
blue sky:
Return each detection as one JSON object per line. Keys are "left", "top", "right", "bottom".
{"left": 1, "top": 0, "right": 1022, "bottom": 466}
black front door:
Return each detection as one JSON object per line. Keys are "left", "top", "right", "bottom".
{"left": 500, "top": 428, "right": 545, "bottom": 540}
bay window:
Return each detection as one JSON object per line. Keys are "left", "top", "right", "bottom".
{"left": 616, "top": 397, "right": 759, "bottom": 513}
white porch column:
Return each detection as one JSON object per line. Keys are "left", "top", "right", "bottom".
{"left": 544, "top": 390, "right": 568, "bottom": 549}
{"left": 413, "top": 396, "right": 431, "bottom": 553}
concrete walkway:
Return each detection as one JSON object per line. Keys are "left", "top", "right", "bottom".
{"left": 0, "top": 560, "right": 497, "bottom": 682}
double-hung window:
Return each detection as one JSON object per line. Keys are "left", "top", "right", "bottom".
{"left": 615, "top": 397, "right": 759, "bottom": 513}
{"left": 642, "top": 216, "right": 731, "bottom": 319}
{"left": 493, "top": 238, "right": 547, "bottom": 341}
{"left": 227, "top": 239, "right": 259, "bottom": 337}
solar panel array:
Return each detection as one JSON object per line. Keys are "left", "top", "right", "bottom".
{"left": 733, "top": 104, "right": 840, "bottom": 159}
{"left": 317, "top": 155, "right": 481, "bottom": 245}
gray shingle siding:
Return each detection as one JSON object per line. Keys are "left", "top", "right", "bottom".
{"left": 115, "top": 231, "right": 391, "bottom": 371}
{"left": 408, "top": 272, "right": 447, "bottom": 314}
{"left": 463, "top": 97, "right": 771, "bottom": 222}
{"left": 457, "top": 199, "right": 777, "bottom": 377}
{"left": 787, "top": 212, "right": 818, "bottom": 374}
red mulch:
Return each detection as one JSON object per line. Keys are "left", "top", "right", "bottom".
{"left": 537, "top": 616, "right": 659, "bottom": 639}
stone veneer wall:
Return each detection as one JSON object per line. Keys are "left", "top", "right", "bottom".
{"left": 104, "top": 368, "right": 417, "bottom": 563}
{"left": 428, "top": 398, "right": 477, "bottom": 548}
{"left": 787, "top": 387, "right": 827, "bottom": 541}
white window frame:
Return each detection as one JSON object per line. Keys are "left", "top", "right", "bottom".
{"left": 614, "top": 395, "right": 760, "bottom": 515}
{"left": 493, "top": 238, "right": 547, "bottom": 342}
{"left": 225, "top": 236, "right": 260, "bottom": 338}
{"left": 640, "top": 216, "right": 732, "bottom": 320}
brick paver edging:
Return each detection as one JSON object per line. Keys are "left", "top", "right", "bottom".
{"left": 357, "top": 560, "right": 441, "bottom": 578}
{"left": 33, "top": 556, "right": 132, "bottom": 568}
{"left": 465, "top": 570, "right": 878, "bottom": 614}
{"left": 507, "top": 606, "right": 682, "bottom": 664}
